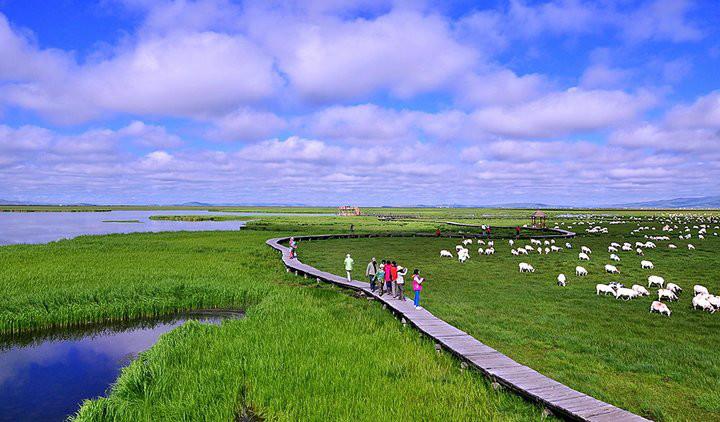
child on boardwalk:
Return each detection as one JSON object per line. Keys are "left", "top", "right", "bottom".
{"left": 412, "top": 269, "right": 424, "bottom": 310}
{"left": 375, "top": 260, "right": 386, "bottom": 293}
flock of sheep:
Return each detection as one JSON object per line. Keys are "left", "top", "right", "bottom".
{"left": 439, "top": 214, "right": 720, "bottom": 318}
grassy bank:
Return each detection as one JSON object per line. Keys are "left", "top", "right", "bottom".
{"left": 0, "top": 230, "right": 548, "bottom": 420}
{"left": 300, "top": 220, "right": 720, "bottom": 421}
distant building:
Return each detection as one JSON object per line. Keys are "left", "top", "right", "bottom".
{"left": 338, "top": 206, "right": 361, "bottom": 216}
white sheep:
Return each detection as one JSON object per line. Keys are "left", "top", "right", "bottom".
{"left": 610, "top": 253, "right": 621, "bottom": 262}
{"left": 636, "top": 248, "right": 644, "bottom": 256}
{"left": 622, "top": 244, "right": 632, "bottom": 251}
{"left": 508, "top": 239, "right": 514, "bottom": 246}
{"left": 688, "top": 244, "right": 695, "bottom": 250}
{"left": 488, "top": 241, "right": 494, "bottom": 247}
{"left": 455, "top": 245, "right": 464, "bottom": 252}
{"left": 576, "top": 266, "right": 588, "bottom": 276}
{"left": 525, "top": 245, "right": 534, "bottom": 251}
{"left": 641, "top": 260, "right": 654, "bottom": 269}
{"left": 596, "top": 284, "right": 614, "bottom": 295}
{"left": 511, "top": 249, "right": 519, "bottom": 256}
{"left": 519, "top": 262, "right": 535, "bottom": 273}
{"left": 517, "top": 248, "right": 529, "bottom": 255}
{"left": 648, "top": 275, "right": 665, "bottom": 288}
{"left": 666, "top": 283, "right": 682, "bottom": 295}
{"left": 604, "top": 264, "right": 620, "bottom": 274}
{"left": 707, "top": 295, "right": 720, "bottom": 309}
{"left": 658, "top": 289, "right": 678, "bottom": 302}
{"left": 440, "top": 250, "right": 453, "bottom": 258}
{"left": 581, "top": 246, "right": 592, "bottom": 254}
{"left": 650, "top": 301, "right": 671, "bottom": 317}
{"left": 694, "top": 285, "right": 709, "bottom": 296}
{"left": 669, "top": 244, "right": 677, "bottom": 249}
{"left": 608, "top": 246, "right": 618, "bottom": 253}
{"left": 478, "top": 247, "right": 484, "bottom": 255}
{"left": 462, "top": 239, "right": 473, "bottom": 246}
{"left": 565, "top": 242, "right": 572, "bottom": 248}
{"left": 458, "top": 253, "right": 469, "bottom": 263}
{"left": 544, "top": 247, "right": 550, "bottom": 254}
{"left": 531, "top": 239, "right": 541, "bottom": 245}
{"left": 692, "top": 295, "right": 715, "bottom": 313}
{"left": 615, "top": 287, "right": 638, "bottom": 301}
{"left": 478, "top": 240, "right": 486, "bottom": 245}
{"left": 484, "top": 248, "right": 495, "bottom": 255}
{"left": 551, "top": 246, "right": 561, "bottom": 252}
{"left": 632, "top": 285, "right": 650, "bottom": 296}
{"left": 557, "top": 274, "right": 566, "bottom": 286}
{"left": 578, "top": 252, "right": 590, "bottom": 261}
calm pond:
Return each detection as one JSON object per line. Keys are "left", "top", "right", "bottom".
{"left": 0, "top": 210, "right": 245, "bottom": 246}
{"left": 0, "top": 311, "right": 242, "bottom": 421}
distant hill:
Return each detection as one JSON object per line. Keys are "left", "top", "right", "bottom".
{"left": 614, "top": 195, "right": 720, "bottom": 209}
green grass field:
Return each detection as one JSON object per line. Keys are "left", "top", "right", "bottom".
{"left": 300, "top": 217, "right": 720, "bottom": 421}
{"left": 0, "top": 230, "right": 548, "bottom": 421}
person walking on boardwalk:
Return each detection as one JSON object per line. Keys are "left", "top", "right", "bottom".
{"left": 366, "top": 257, "right": 377, "bottom": 290}
{"left": 412, "top": 269, "right": 425, "bottom": 310}
{"left": 390, "top": 261, "right": 399, "bottom": 297}
{"left": 381, "top": 259, "right": 392, "bottom": 296}
{"left": 396, "top": 265, "right": 408, "bottom": 300}
{"left": 289, "top": 237, "right": 298, "bottom": 259}
{"left": 344, "top": 254, "right": 354, "bottom": 282}
{"left": 486, "top": 226, "right": 492, "bottom": 239}
{"left": 375, "top": 260, "right": 386, "bottom": 293}
{"left": 515, "top": 225, "right": 521, "bottom": 239}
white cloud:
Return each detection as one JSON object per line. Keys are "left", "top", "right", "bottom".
{"left": 470, "top": 88, "right": 657, "bottom": 138}
{"left": 207, "top": 108, "right": 287, "bottom": 142}
{"left": 665, "top": 91, "right": 720, "bottom": 129}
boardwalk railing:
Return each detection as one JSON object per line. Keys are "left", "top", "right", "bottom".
{"left": 266, "top": 234, "right": 648, "bottom": 422}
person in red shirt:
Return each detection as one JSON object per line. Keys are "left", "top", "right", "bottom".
{"left": 390, "top": 261, "right": 399, "bottom": 297}
{"left": 435, "top": 228, "right": 441, "bottom": 237}
{"left": 381, "top": 259, "right": 393, "bottom": 296}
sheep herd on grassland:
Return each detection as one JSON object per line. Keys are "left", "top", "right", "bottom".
{"left": 439, "top": 214, "right": 720, "bottom": 318}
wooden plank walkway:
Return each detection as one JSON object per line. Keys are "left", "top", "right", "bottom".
{"left": 266, "top": 234, "right": 648, "bottom": 422}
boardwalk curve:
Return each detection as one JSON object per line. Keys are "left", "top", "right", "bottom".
{"left": 266, "top": 234, "right": 648, "bottom": 422}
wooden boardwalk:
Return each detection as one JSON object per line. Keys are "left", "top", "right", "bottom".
{"left": 266, "top": 234, "right": 649, "bottom": 422}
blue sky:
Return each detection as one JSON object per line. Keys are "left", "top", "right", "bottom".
{"left": 1, "top": 0, "right": 719, "bottom": 206}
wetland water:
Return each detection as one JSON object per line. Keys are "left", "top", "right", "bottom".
{"left": 0, "top": 210, "right": 246, "bottom": 246}
{"left": 0, "top": 311, "right": 243, "bottom": 421}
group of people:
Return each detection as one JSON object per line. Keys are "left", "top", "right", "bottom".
{"left": 363, "top": 257, "right": 425, "bottom": 309}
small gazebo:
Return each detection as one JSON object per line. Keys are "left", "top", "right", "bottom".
{"left": 530, "top": 210, "right": 547, "bottom": 228}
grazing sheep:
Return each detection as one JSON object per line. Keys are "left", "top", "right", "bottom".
{"left": 641, "top": 260, "right": 654, "bottom": 269}
{"left": 658, "top": 289, "right": 678, "bottom": 302}
{"left": 579, "top": 252, "right": 590, "bottom": 261}
{"left": 517, "top": 248, "right": 529, "bottom": 255}
{"left": 544, "top": 247, "right": 550, "bottom": 254}
{"left": 455, "top": 245, "right": 464, "bottom": 252}
{"left": 511, "top": 249, "right": 519, "bottom": 256}
{"left": 608, "top": 246, "right": 618, "bottom": 253}
{"left": 610, "top": 253, "right": 621, "bottom": 262}
{"left": 707, "top": 295, "right": 720, "bottom": 309}
{"left": 509, "top": 239, "right": 514, "bottom": 246}
{"left": 458, "top": 254, "right": 469, "bottom": 263}
{"left": 576, "top": 266, "right": 588, "bottom": 276}
{"left": 462, "top": 239, "right": 473, "bottom": 246}
{"left": 645, "top": 241, "right": 656, "bottom": 248}
{"left": 440, "top": 250, "right": 453, "bottom": 258}
{"left": 519, "top": 262, "right": 535, "bottom": 273}
{"left": 478, "top": 240, "right": 486, "bottom": 245}
{"left": 636, "top": 248, "right": 644, "bottom": 256}
{"left": 525, "top": 245, "right": 534, "bottom": 251}
{"left": 610, "top": 242, "right": 621, "bottom": 248}
{"left": 632, "top": 285, "right": 650, "bottom": 296}
{"left": 692, "top": 295, "right": 715, "bottom": 313}
{"left": 669, "top": 244, "right": 677, "bottom": 249}
{"left": 650, "top": 301, "right": 671, "bottom": 317}
{"left": 622, "top": 244, "right": 632, "bottom": 251}
{"left": 615, "top": 287, "right": 638, "bottom": 301}
{"left": 565, "top": 242, "right": 572, "bottom": 248}
{"left": 604, "top": 264, "right": 620, "bottom": 274}
{"left": 557, "top": 274, "right": 566, "bottom": 286}
{"left": 581, "top": 246, "right": 592, "bottom": 254}
{"left": 596, "top": 284, "right": 614, "bottom": 295}
{"left": 694, "top": 285, "right": 709, "bottom": 296}
{"left": 648, "top": 275, "right": 665, "bottom": 288}
{"left": 484, "top": 248, "right": 495, "bottom": 255}
{"left": 666, "top": 283, "right": 682, "bottom": 295}
{"left": 531, "top": 239, "right": 541, "bottom": 245}
{"left": 688, "top": 244, "right": 695, "bottom": 250}
{"left": 551, "top": 246, "right": 561, "bottom": 252}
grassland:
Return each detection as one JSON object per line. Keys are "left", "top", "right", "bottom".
{"left": 300, "top": 217, "right": 720, "bottom": 421}
{"left": 0, "top": 229, "right": 548, "bottom": 421}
